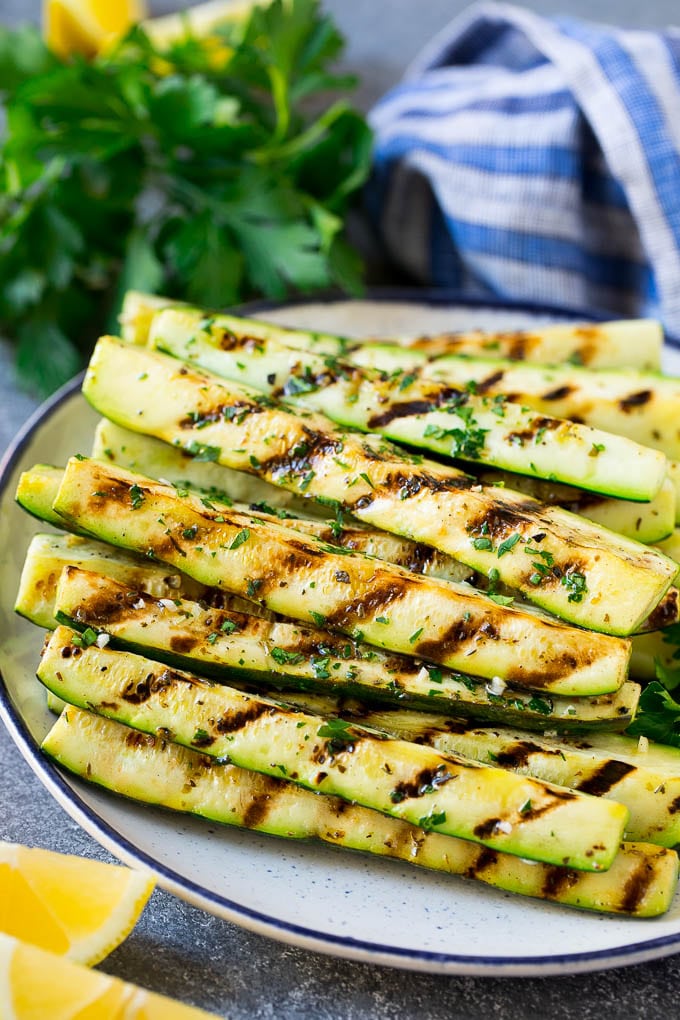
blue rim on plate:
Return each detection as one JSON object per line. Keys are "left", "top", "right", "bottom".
{"left": 1, "top": 294, "right": 680, "bottom": 977}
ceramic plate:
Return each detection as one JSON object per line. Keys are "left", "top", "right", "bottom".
{"left": 2, "top": 296, "right": 680, "bottom": 977}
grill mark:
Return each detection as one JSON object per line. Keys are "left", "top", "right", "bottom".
{"left": 644, "top": 589, "right": 679, "bottom": 631}
{"left": 620, "top": 390, "right": 652, "bottom": 411}
{"left": 473, "top": 817, "right": 502, "bottom": 840}
{"left": 125, "top": 730, "right": 157, "bottom": 749}
{"left": 621, "top": 858, "right": 656, "bottom": 914}
{"left": 252, "top": 428, "right": 344, "bottom": 480}
{"left": 391, "top": 765, "right": 454, "bottom": 802}
{"left": 669, "top": 795, "right": 680, "bottom": 815}
{"left": 541, "top": 385, "right": 573, "bottom": 402}
{"left": 121, "top": 668, "right": 180, "bottom": 704}
{"left": 378, "top": 470, "right": 477, "bottom": 502}
{"left": 463, "top": 502, "right": 540, "bottom": 541}
{"left": 215, "top": 700, "right": 276, "bottom": 735}
{"left": 71, "top": 588, "right": 143, "bottom": 627}
{"left": 475, "top": 370, "right": 506, "bottom": 394}
{"left": 542, "top": 866, "right": 579, "bottom": 899}
{"left": 169, "top": 633, "right": 199, "bottom": 654}
{"left": 219, "top": 331, "right": 265, "bottom": 354}
{"left": 179, "top": 400, "right": 265, "bottom": 430}
{"left": 413, "top": 617, "right": 476, "bottom": 663}
{"left": 505, "top": 416, "right": 562, "bottom": 446}
{"left": 465, "top": 846, "right": 499, "bottom": 878}
{"left": 576, "top": 760, "right": 636, "bottom": 796}
{"left": 502, "top": 651, "right": 582, "bottom": 687}
{"left": 494, "top": 740, "right": 555, "bottom": 769}
{"left": 324, "top": 579, "right": 413, "bottom": 630}
{"left": 367, "top": 385, "right": 466, "bottom": 431}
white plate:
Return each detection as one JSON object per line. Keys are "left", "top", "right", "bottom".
{"left": 2, "top": 296, "right": 680, "bottom": 978}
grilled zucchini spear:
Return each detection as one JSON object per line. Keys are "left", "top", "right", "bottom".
{"left": 37, "top": 628, "right": 629, "bottom": 871}
{"left": 42, "top": 705, "right": 678, "bottom": 916}
{"left": 82, "top": 337, "right": 676, "bottom": 635}
{"left": 120, "top": 291, "right": 664, "bottom": 372}
{"left": 15, "top": 541, "right": 641, "bottom": 731}
{"left": 351, "top": 345, "right": 680, "bottom": 461}
{"left": 46, "top": 566, "right": 641, "bottom": 730}
{"left": 146, "top": 308, "right": 666, "bottom": 502}
{"left": 49, "top": 456, "right": 631, "bottom": 695}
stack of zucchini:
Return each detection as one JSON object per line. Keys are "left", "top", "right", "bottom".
{"left": 14, "top": 292, "right": 680, "bottom": 918}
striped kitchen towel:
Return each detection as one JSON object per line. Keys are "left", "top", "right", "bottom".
{"left": 368, "top": 2, "right": 680, "bottom": 335}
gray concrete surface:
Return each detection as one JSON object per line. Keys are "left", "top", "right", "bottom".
{"left": 2, "top": 1, "right": 680, "bottom": 1016}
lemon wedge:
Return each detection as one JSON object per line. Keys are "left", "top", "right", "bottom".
{"left": 43, "top": 0, "right": 147, "bottom": 59}
{"left": 0, "top": 841, "right": 155, "bottom": 966}
{"left": 0, "top": 932, "right": 219, "bottom": 1019}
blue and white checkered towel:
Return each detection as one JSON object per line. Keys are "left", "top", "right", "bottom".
{"left": 368, "top": 2, "right": 680, "bottom": 335}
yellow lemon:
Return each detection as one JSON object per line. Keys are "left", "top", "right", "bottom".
{"left": 0, "top": 841, "right": 155, "bottom": 966}
{"left": 0, "top": 932, "right": 219, "bottom": 1019}
{"left": 43, "top": 0, "right": 147, "bottom": 59}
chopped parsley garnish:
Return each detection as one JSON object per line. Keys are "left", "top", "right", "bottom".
{"left": 229, "top": 528, "right": 250, "bottom": 550}
{"left": 497, "top": 533, "right": 520, "bottom": 558}
{"left": 129, "top": 484, "right": 145, "bottom": 510}
{"left": 309, "top": 610, "right": 327, "bottom": 627}
{"left": 186, "top": 441, "right": 221, "bottom": 463}
{"left": 473, "top": 537, "right": 493, "bottom": 551}
{"left": 221, "top": 620, "right": 239, "bottom": 634}
{"left": 71, "top": 627, "right": 99, "bottom": 649}
{"left": 409, "top": 628, "right": 423, "bottom": 644}
{"left": 271, "top": 647, "right": 306, "bottom": 666}
{"left": 561, "top": 569, "right": 587, "bottom": 603}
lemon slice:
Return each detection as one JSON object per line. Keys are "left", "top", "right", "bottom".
{"left": 44, "top": 0, "right": 147, "bottom": 59}
{"left": 0, "top": 932, "right": 218, "bottom": 1019}
{"left": 0, "top": 841, "right": 155, "bottom": 966}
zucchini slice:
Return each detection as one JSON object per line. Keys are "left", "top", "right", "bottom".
{"left": 81, "top": 337, "right": 677, "bottom": 635}
{"left": 50, "top": 566, "right": 641, "bottom": 731}
{"left": 312, "top": 705, "right": 680, "bottom": 847}
{"left": 120, "top": 291, "right": 663, "bottom": 371}
{"left": 147, "top": 307, "right": 667, "bottom": 502}
{"left": 49, "top": 456, "right": 631, "bottom": 695}
{"left": 42, "top": 705, "right": 678, "bottom": 916}
{"left": 15, "top": 549, "right": 641, "bottom": 732}
{"left": 37, "top": 629, "right": 629, "bottom": 871}
{"left": 475, "top": 469, "right": 676, "bottom": 545}
{"left": 351, "top": 345, "right": 680, "bottom": 461}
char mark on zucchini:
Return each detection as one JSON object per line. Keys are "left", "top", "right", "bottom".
{"left": 575, "top": 760, "right": 636, "bottom": 796}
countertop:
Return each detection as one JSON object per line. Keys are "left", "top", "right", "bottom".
{"left": 3, "top": 1, "right": 680, "bottom": 1016}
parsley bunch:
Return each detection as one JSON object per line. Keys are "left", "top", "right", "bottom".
{"left": 0, "top": 1, "right": 372, "bottom": 394}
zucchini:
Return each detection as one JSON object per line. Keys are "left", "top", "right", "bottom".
{"left": 392, "top": 320, "right": 664, "bottom": 372}
{"left": 96, "top": 417, "right": 676, "bottom": 546}
{"left": 319, "top": 706, "right": 680, "bottom": 847}
{"left": 50, "top": 566, "right": 642, "bottom": 731}
{"left": 50, "top": 456, "right": 632, "bottom": 695}
{"left": 475, "top": 469, "right": 676, "bottom": 545}
{"left": 147, "top": 307, "right": 667, "bottom": 502}
{"left": 630, "top": 629, "right": 680, "bottom": 682}
{"left": 90, "top": 421, "right": 477, "bottom": 586}
{"left": 120, "top": 291, "right": 663, "bottom": 371}
{"left": 655, "top": 528, "right": 680, "bottom": 570}
{"left": 42, "top": 705, "right": 678, "bottom": 916}
{"left": 21, "top": 458, "right": 674, "bottom": 635}
{"left": 82, "top": 337, "right": 677, "bottom": 635}
{"left": 36, "top": 628, "right": 629, "bottom": 871}
{"left": 351, "top": 344, "right": 680, "bottom": 461}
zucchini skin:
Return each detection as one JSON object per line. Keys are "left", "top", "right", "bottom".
{"left": 37, "top": 628, "right": 629, "bottom": 871}
{"left": 51, "top": 566, "right": 641, "bottom": 732}
{"left": 82, "top": 337, "right": 677, "bottom": 635}
{"left": 51, "top": 456, "right": 631, "bottom": 695}
{"left": 148, "top": 308, "right": 667, "bottom": 502}
{"left": 42, "top": 705, "right": 678, "bottom": 917}
{"left": 120, "top": 291, "right": 663, "bottom": 371}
